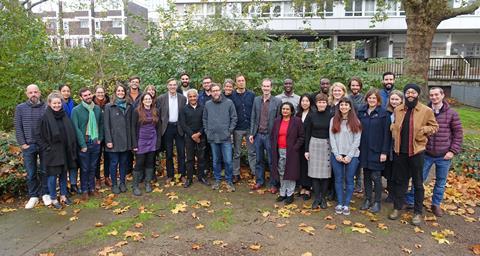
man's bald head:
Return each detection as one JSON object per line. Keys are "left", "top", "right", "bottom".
{"left": 25, "top": 84, "right": 41, "bottom": 104}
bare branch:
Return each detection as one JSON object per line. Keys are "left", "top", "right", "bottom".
{"left": 442, "top": 0, "right": 480, "bottom": 20}
{"left": 26, "top": 0, "right": 48, "bottom": 11}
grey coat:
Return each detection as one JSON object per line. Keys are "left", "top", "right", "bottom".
{"left": 203, "top": 96, "right": 237, "bottom": 143}
{"left": 156, "top": 92, "right": 187, "bottom": 136}
{"left": 250, "top": 95, "right": 281, "bottom": 136}
{"left": 104, "top": 102, "right": 132, "bottom": 152}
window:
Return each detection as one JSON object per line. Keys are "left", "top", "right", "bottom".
{"left": 386, "top": 0, "right": 397, "bottom": 16}
{"left": 283, "top": 2, "right": 294, "bottom": 17}
{"left": 393, "top": 43, "right": 406, "bottom": 58}
{"left": 261, "top": 4, "right": 270, "bottom": 17}
{"left": 365, "top": 0, "right": 375, "bottom": 16}
{"left": 112, "top": 18, "right": 122, "bottom": 28}
{"left": 80, "top": 19, "right": 89, "bottom": 28}
{"left": 345, "top": 0, "right": 363, "bottom": 16}
{"left": 315, "top": 1, "right": 333, "bottom": 17}
{"left": 95, "top": 20, "right": 101, "bottom": 31}
{"left": 63, "top": 21, "right": 69, "bottom": 33}
{"left": 430, "top": 43, "right": 446, "bottom": 57}
{"left": 47, "top": 19, "right": 56, "bottom": 29}
{"left": 272, "top": 3, "right": 281, "bottom": 17}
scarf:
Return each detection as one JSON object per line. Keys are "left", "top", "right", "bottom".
{"left": 81, "top": 101, "right": 99, "bottom": 141}
{"left": 115, "top": 98, "right": 127, "bottom": 113}
{"left": 63, "top": 98, "right": 75, "bottom": 118}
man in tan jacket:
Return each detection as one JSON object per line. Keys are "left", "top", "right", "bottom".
{"left": 388, "top": 84, "right": 438, "bottom": 226}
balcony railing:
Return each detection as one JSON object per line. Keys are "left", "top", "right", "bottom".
{"left": 368, "top": 57, "right": 480, "bottom": 81}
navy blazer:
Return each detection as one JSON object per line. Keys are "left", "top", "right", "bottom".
{"left": 358, "top": 105, "right": 392, "bottom": 170}
{"left": 249, "top": 96, "right": 282, "bottom": 136}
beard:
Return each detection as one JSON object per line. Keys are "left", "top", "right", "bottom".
{"left": 384, "top": 83, "right": 394, "bottom": 91}
{"left": 405, "top": 97, "right": 418, "bottom": 109}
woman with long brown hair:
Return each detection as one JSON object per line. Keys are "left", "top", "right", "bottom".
{"left": 131, "top": 92, "right": 162, "bottom": 196}
{"left": 329, "top": 97, "right": 362, "bottom": 215}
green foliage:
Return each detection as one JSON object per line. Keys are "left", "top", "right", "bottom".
{"left": 452, "top": 135, "right": 480, "bottom": 180}
{"left": 0, "top": 132, "right": 26, "bottom": 196}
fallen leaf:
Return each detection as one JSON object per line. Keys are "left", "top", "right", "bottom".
{"left": 400, "top": 220, "right": 409, "bottom": 224}
{"left": 466, "top": 208, "right": 475, "bottom": 215}
{"left": 38, "top": 253, "right": 55, "bottom": 256}
{"left": 401, "top": 247, "right": 412, "bottom": 254}
{"left": 249, "top": 243, "right": 262, "bottom": 251}
{"left": 431, "top": 231, "right": 450, "bottom": 244}
{"left": 97, "top": 246, "right": 115, "bottom": 256}
{"left": 276, "top": 223, "right": 287, "bottom": 228}
{"left": 415, "top": 244, "right": 422, "bottom": 249}
{"left": 108, "top": 229, "right": 118, "bottom": 236}
{"left": 197, "top": 200, "right": 211, "bottom": 207}
{"left": 351, "top": 226, "right": 372, "bottom": 234}
{"left": 324, "top": 215, "right": 333, "bottom": 220}
{"left": 152, "top": 187, "right": 163, "bottom": 193}
{"left": 124, "top": 230, "right": 144, "bottom": 241}
{"left": 171, "top": 202, "right": 187, "bottom": 214}
{"left": 151, "top": 232, "right": 160, "bottom": 238}
{"left": 166, "top": 192, "right": 178, "bottom": 200}
{"left": 414, "top": 227, "right": 424, "bottom": 233}
{"left": 95, "top": 222, "right": 104, "bottom": 227}
{"left": 212, "top": 240, "right": 228, "bottom": 248}
{"left": 342, "top": 220, "right": 352, "bottom": 226}
{"left": 57, "top": 210, "right": 67, "bottom": 216}
{"left": 301, "top": 253, "right": 313, "bottom": 256}
{"left": 191, "top": 212, "right": 199, "bottom": 220}
{"left": 441, "top": 229, "right": 454, "bottom": 236}
{"left": 377, "top": 223, "right": 388, "bottom": 230}
{"left": 1, "top": 208, "right": 17, "bottom": 213}
{"left": 278, "top": 208, "right": 292, "bottom": 218}
{"left": 431, "top": 222, "right": 440, "bottom": 227}
{"left": 324, "top": 224, "right": 337, "bottom": 230}
{"left": 224, "top": 202, "right": 232, "bottom": 206}
{"left": 73, "top": 209, "right": 81, "bottom": 215}
{"left": 424, "top": 215, "right": 437, "bottom": 221}
{"left": 191, "top": 243, "right": 202, "bottom": 250}
{"left": 465, "top": 216, "right": 477, "bottom": 222}
{"left": 107, "top": 252, "right": 123, "bottom": 256}
{"left": 134, "top": 223, "right": 143, "bottom": 228}
{"left": 298, "top": 224, "right": 315, "bottom": 235}
{"left": 262, "top": 211, "right": 271, "bottom": 218}
{"left": 112, "top": 206, "right": 130, "bottom": 215}
{"left": 114, "top": 241, "right": 128, "bottom": 247}
{"left": 195, "top": 224, "right": 205, "bottom": 230}
{"left": 69, "top": 216, "right": 78, "bottom": 222}
{"left": 471, "top": 244, "right": 480, "bottom": 255}
{"left": 170, "top": 235, "right": 180, "bottom": 240}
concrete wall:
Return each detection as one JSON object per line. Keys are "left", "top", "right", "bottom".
{"left": 451, "top": 83, "right": 480, "bottom": 108}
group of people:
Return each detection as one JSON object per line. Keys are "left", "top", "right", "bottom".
{"left": 15, "top": 72, "right": 463, "bottom": 226}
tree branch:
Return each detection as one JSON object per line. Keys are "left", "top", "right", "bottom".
{"left": 26, "top": 0, "right": 48, "bottom": 11}
{"left": 442, "top": 0, "right": 480, "bottom": 20}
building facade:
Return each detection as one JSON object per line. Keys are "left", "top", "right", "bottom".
{"left": 34, "top": 0, "right": 148, "bottom": 47}
{"left": 172, "top": 0, "right": 480, "bottom": 59}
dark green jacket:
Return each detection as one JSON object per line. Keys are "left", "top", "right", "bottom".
{"left": 71, "top": 103, "right": 104, "bottom": 149}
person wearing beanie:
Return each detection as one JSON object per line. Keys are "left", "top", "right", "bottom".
{"left": 388, "top": 83, "right": 438, "bottom": 226}
{"left": 380, "top": 72, "right": 395, "bottom": 109}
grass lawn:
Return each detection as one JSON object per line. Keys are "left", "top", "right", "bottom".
{"left": 454, "top": 105, "right": 480, "bottom": 132}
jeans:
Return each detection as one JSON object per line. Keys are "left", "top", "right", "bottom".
{"left": 109, "top": 151, "right": 129, "bottom": 186}
{"left": 68, "top": 168, "right": 78, "bottom": 186}
{"left": 331, "top": 155, "right": 359, "bottom": 207}
{"left": 78, "top": 142, "right": 101, "bottom": 193}
{"left": 210, "top": 142, "right": 233, "bottom": 183}
{"left": 254, "top": 133, "right": 276, "bottom": 187}
{"left": 47, "top": 172, "right": 67, "bottom": 200}
{"left": 163, "top": 123, "right": 185, "bottom": 178}
{"left": 392, "top": 153, "right": 424, "bottom": 214}
{"left": 96, "top": 143, "right": 110, "bottom": 179}
{"left": 405, "top": 155, "right": 451, "bottom": 207}
{"left": 233, "top": 130, "right": 256, "bottom": 176}
{"left": 185, "top": 135, "right": 206, "bottom": 179}
{"left": 22, "top": 144, "right": 47, "bottom": 198}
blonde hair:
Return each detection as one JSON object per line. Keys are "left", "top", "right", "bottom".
{"left": 328, "top": 82, "right": 348, "bottom": 106}
{"left": 47, "top": 90, "right": 63, "bottom": 103}
{"left": 386, "top": 90, "right": 404, "bottom": 112}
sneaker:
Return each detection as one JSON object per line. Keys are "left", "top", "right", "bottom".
{"left": 51, "top": 200, "right": 62, "bottom": 209}
{"left": 42, "top": 194, "right": 52, "bottom": 206}
{"left": 211, "top": 181, "right": 221, "bottom": 190}
{"left": 411, "top": 214, "right": 422, "bottom": 226}
{"left": 25, "top": 197, "right": 39, "bottom": 209}
{"left": 388, "top": 209, "right": 400, "bottom": 220}
{"left": 119, "top": 183, "right": 127, "bottom": 193}
{"left": 226, "top": 183, "right": 236, "bottom": 192}
{"left": 62, "top": 197, "right": 72, "bottom": 206}
{"left": 111, "top": 185, "right": 121, "bottom": 194}
{"left": 335, "top": 205, "right": 343, "bottom": 214}
{"left": 342, "top": 206, "right": 351, "bottom": 216}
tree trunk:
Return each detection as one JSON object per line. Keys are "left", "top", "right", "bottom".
{"left": 404, "top": 4, "right": 440, "bottom": 100}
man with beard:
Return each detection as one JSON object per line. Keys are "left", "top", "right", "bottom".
{"left": 198, "top": 76, "right": 213, "bottom": 106}
{"left": 128, "top": 76, "right": 142, "bottom": 108}
{"left": 380, "top": 72, "right": 395, "bottom": 109}
{"left": 276, "top": 78, "right": 300, "bottom": 109}
{"left": 388, "top": 84, "right": 438, "bottom": 226}
{"left": 15, "top": 84, "right": 49, "bottom": 208}
{"left": 348, "top": 77, "right": 366, "bottom": 113}
{"left": 72, "top": 88, "right": 104, "bottom": 201}
{"left": 203, "top": 83, "right": 237, "bottom": 192}
{"left": 178, "top": 72, "right": 192, "bottom": 97}
{"left": 405, "top": 87, "right": 463, "bottom": 217}
{"left": 310, "top": 78, "right": 330, "bottom": 106}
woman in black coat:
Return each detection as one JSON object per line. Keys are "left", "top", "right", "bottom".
{"left": 36, "top": 92, "right": 78, "bottom": 209}
{"left": 358, "top": 89, "right": 391, "bottom": 213}
{"left": 295, "top": 94, "right": 313, "bottom": 200}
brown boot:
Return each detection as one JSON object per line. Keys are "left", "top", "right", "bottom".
{"left": 81, "top": 193, "right": 89, "bottom": 201}
{"left": 431, "top": 205, "right": 443, "bottom": 217}
{"left": 104, "top": 177, "right": 112, "bottom": 187}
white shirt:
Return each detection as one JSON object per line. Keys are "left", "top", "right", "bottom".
{"left": 168, "top": 93, "right": 179, "bottom": 123}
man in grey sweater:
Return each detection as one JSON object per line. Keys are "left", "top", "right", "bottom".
{"left": 203, "top": 83, "right": 237, "bottom": 192}
{"left": 14, "top": 84, "right": 49, "bottom": 209}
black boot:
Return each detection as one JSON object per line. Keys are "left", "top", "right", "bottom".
{"left": 312, "top": 200, "right": 320, "bottom": 209}
{"left": 360, "top": 199, "right": 371, "bottom": 210}
{"left": 369, "top": 202, "right": 381, "bottom": 213}
{"left": 320, "top": 197, "right": 327, "bottom": 209}
{"left": 132, "top": 171, "right": 142, "bottom": 196}
{"left": 145, "top": 168, "right": 154, "bottom": 193}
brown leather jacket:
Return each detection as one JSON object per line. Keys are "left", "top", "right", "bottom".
{"left": 391, "top": 102, "right": 438, "bottom": 156}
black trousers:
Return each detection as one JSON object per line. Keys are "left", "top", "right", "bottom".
{"left": 163, "top": 123, "right": 186, "bottom": 178}
{"left": 185, "top": 135, "right": 206, "bottom": 180}
{"left": 382, "top": 160, "right": 394, "bottom": 195}
{"left": 363, "top": 168, "right": 382, "bottom": 203}
{"left": 312, "top": 178, "right": 329, "bottom": 202}
{"left": 134, "top": 151, "right": 156, "bottom": 174}
{"left": 392, "top": 153, "right": 424, "bottom": 214}
{"left": 298, "top": 148, "right": 312, "bottom": 189}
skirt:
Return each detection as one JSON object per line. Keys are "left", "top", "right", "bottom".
{"left": 308, "top": 137, "right": 331, "bottom": 179}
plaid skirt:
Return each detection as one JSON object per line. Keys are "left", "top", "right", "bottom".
{"left": 308, "top": 137, "right": 331, "bottom": 179}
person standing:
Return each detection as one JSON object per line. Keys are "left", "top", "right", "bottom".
{"left": 249, "top": 79, "right": 282, "bottom": 193}
{"left": 295, "top": 94, "right": 313, "bottom": 200}
{"left": 71, "top": 87, "right": 104, "bottom": 201}
{"left": 328, "top": 82, "right": 348, "bottom": 114}
{"left": 358, "top": 89, "right": 391, "bottom": 213}
{"left": 128, "top": 76, "right": 142, "bottom": 108}
{"left": 329, "top": 97, "right": 362, "bottom": 215}
{"left": 104, "top": 85, "right": 132, "bottom": 194}
{"left": 180, "top": 89, "right": 210, "bottom": 187}
{"left": 93, "top": 86, "right": 111, "bottom": 188}
{"left": 203, "top": 83, "right": 237, "bottom": 192}
{"left": 383, "top": 90, "right": 404, "bottom": 203}
{"left": 15, "top": 84, "right": 49, "bottom": 209}
{"left": 276, "top": 78, "right": 300, "bottom": 108}
{"left": 131, "top": 93, "right": 162, "bottom": 196}
{"left": 304, "top": 94, "right": 332, "bottom": 209}
{"left": 270, "top": 102, "right": 304, "bottom": 204}
{"left": 348, "top": 77, "right": 365, "bottom": 112}
{"left": 380, "top": 72, "right": 395, "bottom": 109}
{"left": 36, "top": 92, "right": 77, "bottom": 209}
{"left": 405, "top": 87, "right": 463, "bottom": 217}
{"left": 310, "top": 78, "right": 331, "bottom": 104}
{"left": 388, "top": 84, "right": 438, "bottom": 225}
{"left": 223, "top": 79, "right": 234, "bottom": 99}
{"left": 198, "top": 76, "right": 213, "bottom": 106}
{"left": 178, "top": 73, "right": 192, "bottom": 97}
{"left": 157, "top": 79, "right": 187, "bottom": 184}
{"left": 231, "top": 74, "right": 256, "bottom": 182}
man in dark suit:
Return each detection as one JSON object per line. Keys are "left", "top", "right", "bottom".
{"left": 249, "top": 78, "right": 282, "bottom": 193}
{"left": 157, "top": 79, "right": 187, "bottom": 184}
